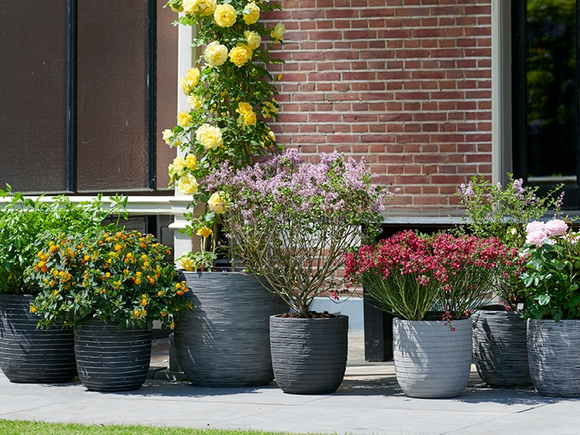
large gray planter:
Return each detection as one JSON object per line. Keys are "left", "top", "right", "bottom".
{"left": 270, "top": 314, "right": 348, "bottom": 394}
{"left": 75, "top": 318, "right": 151, "bottom": 392}
{"left": 0, "top": 294, "right": 76, "bottom": 383}
{"left": 527, "top": 319, "right": 580, "bottom": 397}
{"left": 472, "top": 305, "right": 532, "bottom": 387}
{"left": 175, "top": 271, "right": 286, "bottom": 387}
{"left": 393, "top": 318, "right": 472, "bottom": 398}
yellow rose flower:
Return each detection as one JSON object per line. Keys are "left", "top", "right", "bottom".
{"left": 229, "top": 44, "right": 252, "bottom": 67}
{"left": 243, "top": 2, "right": 260, "bottom": 25}
{"left": 178, "top": 173, "right": 199, "bottom": 195}
{"left": 271, "top": 22, "right": 285, "bottom": 43}
{"left": 186, "top": 67, "right": 200, "bottom": 87}
{"left": 198, "top": 0, "right": 216, "bottom": 16}
{"left": 214, "top": 4, "right": 237, "bottom": 27}
{"left": 195, "top": 123, "right": 223, "bottom": 149}
{"left": 179, "top": 77, "right": 193, "bottom": 95}
{"left": 263, "top": 100, "right": 279, "bottom": 118}
{"left": 183, "top": 0, "right": 201, "bottom": 14}
{"left": 162, "top": 129, "right": 173, "bottom": 145}
{"left": 197, "top": 227, "right": 213, "bottom": 238}
{"left": 187, "top": 95, "right": 202, "bottom": 111}
{"left": 204, "top": 41, "right": 228, "bottom": 67}
{"left": 185, "top": 154, "right": 197, "bottom": 170}
{"left": 208, "top": 191, "right": 228, "bottom": 214}
{"left": 169, "top": 156, "right": 186, "bottom": 176}
{"left": 236, "top": 101, "right": 253, "bottom": 116}
{"left": 180, "top": 257, "right": 195, "bottom": 271}
{"left": 244, "top": 111, "right": 257, "bottom": 126}
{"left": 244, "top": 30, "right": 261, "bottom": 50}
{"left": 177, "top": 110, "right": 192, "bottom": 127}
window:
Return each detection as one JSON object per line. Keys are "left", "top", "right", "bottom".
{"left": 0, "top": 0, "right": 177, "bottom": 195}
{"left": 512, "top": 0, "right": 580, "bottom": 207}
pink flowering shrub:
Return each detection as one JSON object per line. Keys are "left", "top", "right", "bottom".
{"left": 205, "top": 148, "right": 390, "bottom": 316}
{"left": 344, "top": 230, "right": 514, "bottom": 324}
{"left": 520, "top": 219, "right": 580, "bottom": 321}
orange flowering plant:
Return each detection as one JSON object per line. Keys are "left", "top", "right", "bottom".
{"left": 163, "top": 0, "right": 285, "bottom": 270}
{"left": 27, "top": 230, "right": 192, "bottom": 331}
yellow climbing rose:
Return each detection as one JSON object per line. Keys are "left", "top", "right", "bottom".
{"left": 214, "top": 4, "right": 237, "bottom": 27}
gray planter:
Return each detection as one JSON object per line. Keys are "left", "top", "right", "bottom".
{"left": 270, "top": 314, "right": 348, "bottom": 394}
{"left": 472, "top": 305, "right": 532, "bottom": 387}
{"left": 393, "top": 318, "right": 472, "bottom": 398}
{"left": 75, "top": 318, "right": 151, "bottom": 392}
{"left": 175, "top": 271, "right": 286, "bottom": 387}
{"left": 527, "top": 319, "right": 580, "bottom": 397}
{"left": 0, "top": 294, "right": 76, "bottom": 383}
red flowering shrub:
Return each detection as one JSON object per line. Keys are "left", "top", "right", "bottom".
{"left": 345, "top": 231, "right": 514, "bottom": 325}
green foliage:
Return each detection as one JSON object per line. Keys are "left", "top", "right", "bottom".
{"left": 520, "top": 232, "right": 580, "bottom": 321}
{"left": 162, "top": 0, "right": 285, "bottom": 264}
{"left": 0, "top": 186, "right": 125, "bottom": 294}
{"left": 27, "top": 230, "right": 193, "bottom": 330}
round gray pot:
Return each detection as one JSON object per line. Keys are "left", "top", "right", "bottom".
{"left": 174, "top": 271, "right": 286, "bottom": 387}
{"left": 393, "top": 318, "right": 472, "bottom": 398}
{"left": 0, "top": 294, "right": 76, "bottom": 383}
{"left": 472, "top": 305, "right": 532, "bottom": 387}
{"left": 74, "top": 318, "right": 151, "bottom": 392}
{"left": 527, "top": 318, "right": 580, "bottom": 397}
{"left": 270, "top": 314, "right": 348, "bottom": 394}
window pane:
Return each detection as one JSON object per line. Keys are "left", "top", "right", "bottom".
{"left": 0, "top": 1, "right": 68, "bottom": 193}
{"left": 156, "top": 0, "right": 178, "bottom": 190}
{"left": 526, "top": 0, "right": 576, "bottom": 180}
{"left": 76, "top": 0, "right": 150, "bottom": 192}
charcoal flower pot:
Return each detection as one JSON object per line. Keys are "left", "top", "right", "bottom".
{"left": 74, "top": 318, "right": 151, "bottom": 392}
{"left": 174, "top": 271, "right": 286, "bottom": 387}
{"left": 393, "top": 318, "right": 472, "bottom": 398}
{"left": 472, "top": 305, "right": 532, "bottom": 387}
{"left": 0, "top": 294, "right": 76, "bottom": 383}
{"left": 270, "top": 314, "right": 348, "bottom": 394}
{"left": 527, "top": 319, "right": 580, "bottom": 398}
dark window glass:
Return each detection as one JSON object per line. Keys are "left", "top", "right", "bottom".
{"left": 0, "top": 1, "right": 69, "bottom": 193}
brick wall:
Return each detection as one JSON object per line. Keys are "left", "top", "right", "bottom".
{"left": 263, "top": 0, "right": 492, "bottom": 210}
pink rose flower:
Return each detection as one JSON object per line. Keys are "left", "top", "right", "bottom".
{"left": 526, "top": 221, "right": 546, "bottom": 234}
{"left": 544, "top": 219, "right": 568, "bottom": 237}
{"left": 526, "top": 230, "right": 549, "bottom": 247}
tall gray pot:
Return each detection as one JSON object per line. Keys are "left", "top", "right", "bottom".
{"left": 175, "top": 271, "right": 286, "bottom": 387}
{"left": 527, "top": 319, "right": 580, "bottom": 397}
{"left": 472, "top": 305, "right": 532, "bottom": 387}
{"left": 393, "top": 318, "right": 472, "bottom": 398}
{"left": 74, "top": 318, "right": 151, "bottom": 392}
{"left": 0, "top": 294, "right": 76, "bottom": 383}
{"left": 270, "top": 314, "right": 348, "bottom": 394}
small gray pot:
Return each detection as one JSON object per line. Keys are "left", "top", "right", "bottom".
{"left": 393, "top": 318, "right": 472, "bottom": 398}
{"left": 472, "top": 306, "right": 532, "bottom": 387}
{"left": 270, "top": 314, "right": 348, "bottom": 394}
{"left": 527, "top": 318, "right": 580, "bottom": 397}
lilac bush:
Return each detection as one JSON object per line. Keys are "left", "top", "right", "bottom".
{"left": 206, "top": 149, "right": 390, "bottom": 315}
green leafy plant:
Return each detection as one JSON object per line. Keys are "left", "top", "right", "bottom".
{"left": 0, "top": 186, "right": 126, "bottom": 294}
{"left": 206, "top": 149, "right": 388, "bottom": 316}
{"left": 162, "top": 0, "right": 286, "bottom": 270}
{"left": 345, "top": 231, "right": 511, "bottom": 327}
{"left": 456, "top": 174, "right": 563, "bottom": 309}
{"left": 27, "top": 230, "right": 192, "bottom": 330}
{"left": 520, "top": 218, "right": 580, "bottom": 321}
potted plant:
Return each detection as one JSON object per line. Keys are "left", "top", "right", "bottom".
{"left": 345, "top": 230, "right": 509, "bottom": 398}
{"left": 208, "top": 148, "right": 388, "bottom": 394}
{"left": 519, "top": 218, "right": 580, "bottom": 397}
{"left": 27, "top": 229, "right": 192, "bottom": 392}
{"left": 162, "top": 0, "right": 289, "bottom": 388}
{"left": 0, "top": 188, "right": 123, "bottom": 383}
{"left": 457, "top": 175, "right": 563, "bottom": 387}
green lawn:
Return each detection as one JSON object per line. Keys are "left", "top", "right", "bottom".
{"left": 0, "top": 421, "right": 291, "bottom": 435}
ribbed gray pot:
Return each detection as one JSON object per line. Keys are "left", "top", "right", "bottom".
{"left": 175, "top": 271, "right": 286, "bottom": 387}
{"left": 393, "top": 318, "right": 472, "bottom": 398}
{"left": 472, "top": 305, "right": 532, "bottom": 387}
{"left": 270, "top": 314, "right": 348, "bottom": 394}
{"left": 74, "top": 318, "right": 151, "bottom": 392}
{"left": 527, "top": 319, "right": 580, "bottom": 397}
{"left": 0, "top": 294, "right": 76, "bottom": 383}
